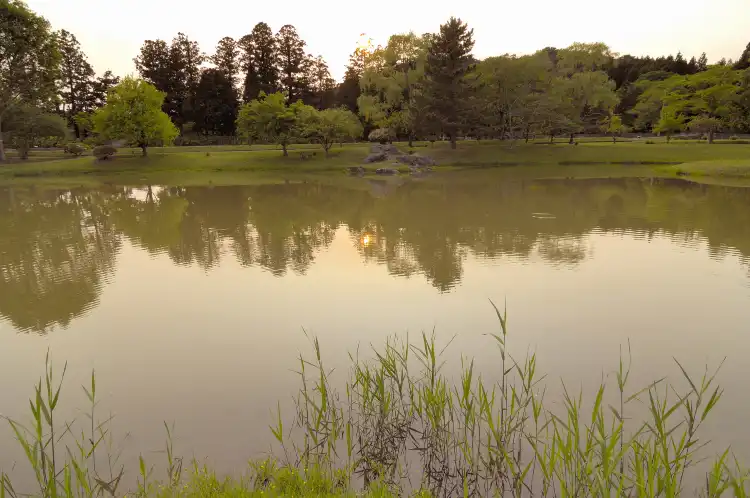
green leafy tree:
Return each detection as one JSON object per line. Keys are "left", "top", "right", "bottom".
{"left": 419, "top": 17, "right": 475, "bottom": 149}
{"left": 358, "top": 32, "right": 428, "bottom": 145}
{"left": 303, "top": 107, "right": 363, "bottom": 156}
{"left": 276, "top": 25, "right": 308, "bottom": 103}
{"left": 239, "top": 22, "right": 279, "bottom": 102}
{"left": 235, "top": 92, "right": 310, "bottom": 155}
{"left": 73, "top": 111, "right": 94, "bottom": 137}
{"left": 212, "top": 37, "right": 240, "bottom": 85}
{"left": 56, "top": 29, "right": 94, "bottom": 138}
{"left": 681, "top": 67, "right": 743, "bottom": 143}
{"left": 630, "top": 74, "right": 686, "bottom": 131}
{"left": 600, "top": 113, "right": 626, "bottom": 142}
{"left": 473, "top": 52, "right": 552, "bottom": 141}
{"left": 193, "top": 68, "right": 239, "bottom": 136}
{"left": 0, "top": 0, "right": 60, "bottom": 162}
{"left": 5, "top": 104, "right": 68, "bottom": 158}
{"left": 554, "top": 43, "right": 618, "bottom": 142}
{"left": 134, "top": 33, "right": 205, "bottom": 132}
{"left": 654, "top": 108, "right": 685, "bottom": 142}
{"left": 92, "top": 77, "right": 178, "bottom": 156}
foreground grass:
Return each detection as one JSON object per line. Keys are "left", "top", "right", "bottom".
{"left": 2, "top": 307, "right": 748, "bottom": 497}
{"left": 2, "top": 140, "right": 750, "bottom": 188}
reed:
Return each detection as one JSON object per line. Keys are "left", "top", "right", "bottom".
{"left": 2, "top": 307, "right": 747, "bottom": 497}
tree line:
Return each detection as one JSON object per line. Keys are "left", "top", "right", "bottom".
{"left": 3, "top": 0, "right": 750, "bottom": 162}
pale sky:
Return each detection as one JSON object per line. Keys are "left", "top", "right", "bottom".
{"left": 28, "top": 0, "right": 750, "bottom": 81}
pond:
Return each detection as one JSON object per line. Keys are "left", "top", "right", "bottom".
{"left": 1, "top": 173, "right": 750, "bottom": 486}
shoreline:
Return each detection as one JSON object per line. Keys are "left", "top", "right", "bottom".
{"left": 1, "top": 141, "right": 749, "bottom": 188}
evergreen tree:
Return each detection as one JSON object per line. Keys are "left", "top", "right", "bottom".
{"left": 239, "top": 22, "right": 279, "bottom": 102}
{"left": 305, "top": 55, "right": 336, "bottom": 109}
{"left": 193, "top": 68, "right": 239, "bottom": 136}
{"left": 89, "top": 71, "right": 120, "bottom": 109}
{"left": 697, "top": 52, "right": 709, "bottom": 72}
{"left": 134, "top": 33, "right": 205, "bottom": 131}
{"left": 419, "top": 17, "right": 475, "bottom": 149}
{"left": 212, "top": 37, "right": 240, "bottom": 85}
{"left": 276, "top": 25, "right": 308, "bottom": 102}
{"left": 57, "top": 29, "right": 94, "bottom": 137}
{"left": 735, "top": 42, "right": 750, "bottom": 70}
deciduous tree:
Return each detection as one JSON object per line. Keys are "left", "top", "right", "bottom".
{"left": 358, "top": 32, "right": 428, "bottom": 145}
{"left": 5, "top": 104, "right": 68, "bottom": 158}
{"left": 235, "top": 91, "right": 310, "bottom": 155}
{"left": 303, "top": 107, "right": 362, "bottom": 156}
{"left": 93, "top": 77, "right": 178, "bottom": 156}
{"left": 0, "top": 0, "right": 60, "bottom": 161}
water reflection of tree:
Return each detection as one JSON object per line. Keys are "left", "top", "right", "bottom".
{"left": 0, "top": 188, "right": 120, "bottom": 333}
{"left": 4, "top": 178, "right": 750, "bottom": 333}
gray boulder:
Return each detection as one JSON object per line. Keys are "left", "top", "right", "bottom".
{"left": 396, "top": 154, "right": 436, "bottom": 167}
{"left": 370, "top": 143, "right": 401, "bottom": 155}
{"left": 364, "top": 152, "right": 388, "bottom": 163}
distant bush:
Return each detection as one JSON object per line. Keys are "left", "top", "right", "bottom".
{"left": 92, "top": 144, "right": 117, "bottom": 160}
{"left": 64, "top": 142, "right": 87, "bottom": 156}
{"left": 645, "top": 140, "right": 655, "bottom": 144}
{"left": 730, "top": 135, "right": 739, "bottom": 140}
{"left": 368, "top": 128, "right": 394, "bottom": 144}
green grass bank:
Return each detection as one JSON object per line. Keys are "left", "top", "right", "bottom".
{"left": 1, "top": 140, "right": 750, "bottom": 188}
{"left": 1, "top": 309, "right": 747, "bottom": 497}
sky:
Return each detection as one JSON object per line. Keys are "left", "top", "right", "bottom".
{"left": 27, "top": 0, "right": 750, "bottom": 81}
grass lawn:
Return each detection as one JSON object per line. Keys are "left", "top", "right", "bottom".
{"left": 2, "top": 140, "right": 750, "bottom": 187}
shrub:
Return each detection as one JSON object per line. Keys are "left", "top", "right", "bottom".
{"left": 64, "top": 142, "right": 87, "bottom": 156}
{"left": 92, "top": 144, "right": 117, "bottom": 161}
{"left": 730, "top": 135, "right": 739, "bottom": 140}
{"left": 645, "top": 140, "right": 655, "bottom": 144}
{"left": 368, "top": 128, "right": 394, "bottom": 144}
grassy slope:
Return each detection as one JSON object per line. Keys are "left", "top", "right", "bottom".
{"left": 2, "top": 140, "right": 750, "bottom": 187}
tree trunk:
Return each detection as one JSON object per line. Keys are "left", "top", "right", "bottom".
{"left": 408, "top": 136, "right": 413, "bottom": 148}
{"left": 141, "top": 144, "right": 148, "bottom": 157}
{"left": 613, "top": 135, "right": 617, "bottom": 144}
{"left": 549, "top": 134, "right": 554, "bottom": 144}
{"left": 569, "top": 133, "right": 575, "bottom": 144}
{"left": 282, "top": 143, "right": 288, "bottom": 157}
{"left": 450, "top": 133, "right": 457, "bottom": 150}
{"left": 709, "top": 129, "right": 715, "bottom": 144}
{"left": 0, "top": 113, "right": 5, "bottom": 162}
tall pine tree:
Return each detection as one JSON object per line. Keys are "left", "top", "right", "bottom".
{"left": 735, "top": 43, "right": 750, "bottom": 70}
{"left": 239, "top": 22, "right": 279, "bottom": 102}
{"left": 135, "top": 33, "right": 205, "bottom": 131}
{"left": 419, "top": 17, "right": 475, "bottom": 149}
{"left": 213, "top": 36, "right": 240, "bottom": 85}
{"left": 193, "top": 68, "right": 239, "bottom": 136}
{"left": 57, "top": 29, "right": 94, "bottom": 138}
{"left": 276, "top": 25, "right": 307, "bottom": 102}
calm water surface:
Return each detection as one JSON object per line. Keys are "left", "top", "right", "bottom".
{"left": 1, "top": 173, "right": 750, "bottom": 482}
